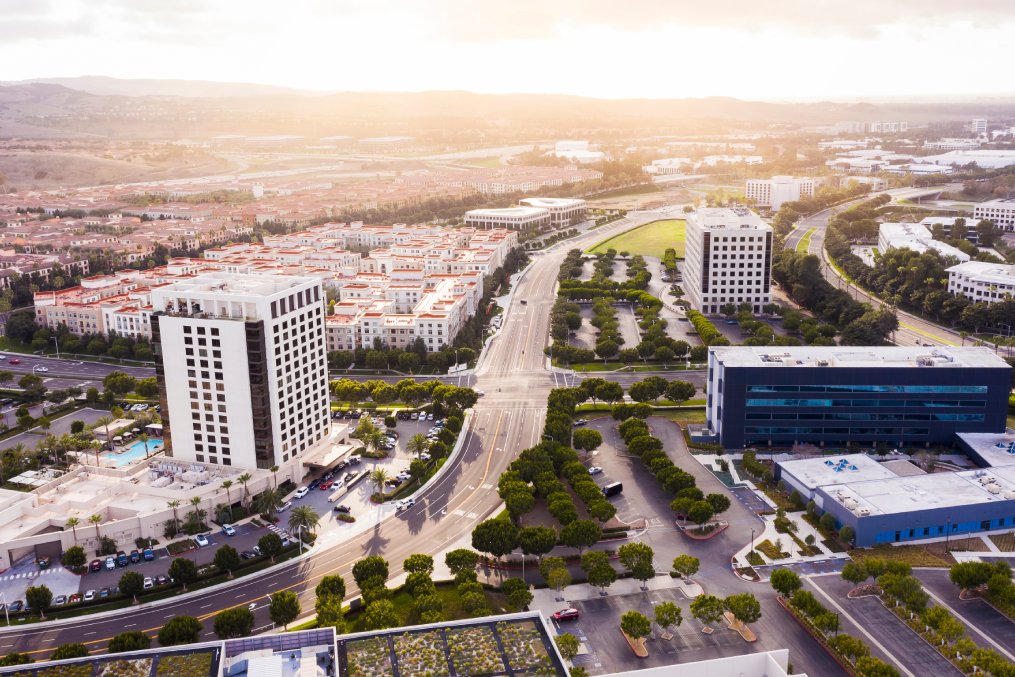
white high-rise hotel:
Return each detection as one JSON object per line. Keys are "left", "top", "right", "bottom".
{"left": 152, "top": 272, "right": 330, "bottom": 470}
{"left": 683, "top": 208, "right": 773, "bottom": 314}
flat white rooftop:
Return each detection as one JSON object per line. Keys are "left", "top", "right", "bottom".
{"left": 956, "top": 431, "right": 1015, "bottom": 468}
{"left": 709, "top": 345, "right": 1008, "bottom": 370}
{"left": 779, "top": 454, "right": 898, "bottom": 490}
{"left": 465, "top": 207, "right": 547, "bottom": 218}
{"left": 948, "top": 261, "right": 1015, "bottom": 285}
{"left": 519, "top": 197, "right": 585, "bottom": 208}
{"left": 153, "top": 271, "right": 316, "bottom": 299}
{"left": 688, "top": 207, "right": 770, "bottom": 231}
{"left": 824, "top": 468, "right": 1015, "bottom": 516}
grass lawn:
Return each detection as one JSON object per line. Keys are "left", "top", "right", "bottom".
{"left": 848, "top": 544, "right": 952, "bottom": 568}
{"left": 586, "top": 219, "right": 686, "bottom": 258}
{"left": 587, "top": 183, "right": 662, "bottom": 201}
{"left": 796, "top": 228, "right": 816, "bottom": 253}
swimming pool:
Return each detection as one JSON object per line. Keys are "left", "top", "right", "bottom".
{"left": 105, "top": 439, "right": 164, "bottom": 467}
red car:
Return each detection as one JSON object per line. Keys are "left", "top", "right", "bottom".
{"left": 8, "top": 358, "right": 20, "bottom": 365}
{"left": 553, "top": 608, "right": 580, "bottom": 621}
{"left": 89, "top": 559, "right": 102, "bottom": 572}
{"left": 319, "top": 480, "right": 333, "bottom": 490}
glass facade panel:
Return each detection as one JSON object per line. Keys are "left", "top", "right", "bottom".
{"left": 746, "top": 385, "right": 988, "bottom": 394}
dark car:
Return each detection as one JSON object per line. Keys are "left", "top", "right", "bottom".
{"left": 344, "top": 472, "right": 356, "bottom": 482}
{"left": 90, "top": 559, "right": 102, "bottom": 572}
{"left": 156, "top": 575, "right": 170, "bottom": 586}
{"left": 99, "top": 588, "right": 111, "bottom": 599}
{"left": 553, "top": 608, "right": 580, "bottom": 621}
{"left": 308, "top": 479, "right": 322, "bottom": 490}
{"left": 142, "top": 548, "right": 154, "bottom": 561}
{"left": 602, "top": 482, "right": 624, "bottom": 498}
{"left": 116, "top": 551, "right": 129, "bottom": 567}
{"left": 333, "top": 505, "right": 351, "bottom": 513}
{"left": 240, "top": 550, "right": 257, "bottom": 560}
{"left": 37, "top": 556, "right": 50, "bottom": 569}
{"left": 129, "top": 550, "right": 141, "bottom": 563}
{"left": 8, "top": 600, "right": 23, "bottom": 612}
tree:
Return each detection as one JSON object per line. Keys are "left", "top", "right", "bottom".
{"left": 687, "top": 500, "right": 714, "bottom": 527}
{"left": 841, "top": 562, "right": 868, "bottom": 587}
{"left": 403, "top": 553, "right": 434, "bottom": 575}
{"left": 501, "top": 577, "right": 533, "bottom": 609}
{"left": 108, "top": 631, "right": 151, "bottom": 653}
{"left": 288, "top": 505, "right": 321, "bottom": 536}
{"left": 572, "top": 428, "right": 603, "bottom": 453}
{"left": 671, "top": 555, "right": 700, "bottom": 579}
{"left": 518, "top": 526, "right": 558, "bottom": 559}
{"left": 705, "top": 493, "right": 731, "bottom": 516}
{"left": 255, "top": 487, "right": 283, "bottom": 518}
{"left": 24, "top": 585, "right": 52, "bottom": 618}
{"left": 560, "top": 519, "right": 601, "bottom": 555}
{"left": 654, "top": 601, "right": 682, "bottom": 637}
{"left": 620, "top": 610, "right": 652, "bottom": 640}
{"left": 407, "top": 433, "right": 429, "bottom": 458}
{"left": 213, "top": 606, "right": 255, "bottom": 639}
{"left": 547, "top": 566, "right": 572, "bottom": 599}
{"left": 724, "top": 593, "right": 762, "bottom": 625}
{"left": 316, "top": 596, "right": 347, "bottom": 631}
{"left": 316, "top": 575, "right": 347, "bottom": 602}
{"left": 665, "top": 380, "right": 696, "bottom": 404}
{"left": 618, "top": 542, "right": 655, "bottom": 588}
{"left": 581, "top": 550, "right": 616, "bottom": 595}
{"left": 50, "top": 643, "right": 89, "bottom": 660}
{"left": 237, "top": 472, "right": 253, "bottom": 507}
{"left": 352, "top": 555, "right": 389, "bottom": 589}
{"left": 158, "top": 615, "right": 202, "bottom": 646}
{"left": 168, "top": 557, "right": 198, "bottom": 591}
{"left": 362, "top": 599, "right": 399, "bottom": 630}
{"left": 269, "top": 591, "right": 301, "bottom": 630}
{"left": 770, "top": 568, "right": 802, "bottom": 597}
{"left": 258, "top": 533, "right": 284, "bottom": 563}
{"left": 62, "top": 545, "right": 86, "bottom": 569}
{"left": 65, "top": 516, "right": 80, "bottom": 545}
{"left": 839, "top": 525, "right": 855, "bottom": 545}
{"left": 555, "top": 633, "right": 581, "bottom": 662}
{"left": 214, "top": 545, "right": 241, "bottom": 578}
{"left": 369, "top": 467, "right": 390, "bottom": 496}
{"left": 854, "top": 656, "right": 899, "bottom": 677}
{"left": 471, "top": 519, "right": 519, "bottom": 560}
{"left": 119, "top": 571, "right": 145, "bottom": 603}
{"left": 949, "top": 561, "right": 993, "bottom": 592}
{"left": 445, "top": 548, "right": 479, "bottom": 576}
{"left": 690, "top": 594, "right": 724, "bottom": 629}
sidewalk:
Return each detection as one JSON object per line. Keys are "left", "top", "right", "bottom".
{"left": 531, "top": 573, "right": 702, "bottom": 610}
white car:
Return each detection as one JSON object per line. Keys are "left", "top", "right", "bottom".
{"left": 195, "top": 534, "right": 210, "bottom": 547}
{"left": 396, "top": 472, "right": 412, "bottom": 481}
{"left": 35, "top": 366, "right": 49, "bottom": 373}
{"left": 278, "top": 501, "right": 292, "bottom": 512}
{"left": 419, "top": 453, "right": 431, "bottom": 461}
{"left": 395, "top": 497, "right": 416, "bottom": 512}
{"left": 293, "top": 487, "right": 309, "bottom": 499}
{"left": 588, "top": 466, "right": 604, "bottom": 475}
{"left": 83, "top": 589, "right": 97, "bottom": 602}
{"left": 142, "top": 577, "right": 154, "bottom": 590}
{"left": 222, "top": 524, "right": 236, "bottom": 536}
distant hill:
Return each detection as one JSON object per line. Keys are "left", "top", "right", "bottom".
{"left": 2, "top": 76, "right": 309, "bottom": 99}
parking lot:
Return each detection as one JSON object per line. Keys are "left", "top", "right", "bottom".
{"left": 916, "top": 568, "right": 1015, "bottom": 657}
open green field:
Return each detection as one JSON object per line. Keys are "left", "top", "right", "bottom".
{"left": 586, "top": 218, "right": 686, "bottom": 258}
{"left": 460, "top": 156, "right": 505, "bottom": 169}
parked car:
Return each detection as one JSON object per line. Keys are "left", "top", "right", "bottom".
{"left": 129, "top": 550, "right": 141, "bottom": 563}
{"left": 333, "top": 505, "right": 351, "bottom": 513}
{"left": 8, "top": 600, "right": 23, "bottom": 612}
{"left": 68, "top": 594, "right": 81, "bottom": 604}
{"left": 419, "top": 453, "right": 431, "bottom": 461}
{"left": 222, "top": 524, "right": 236, "bottom": 536}
{"left": 104, "top": 557, "right": 116, "bottom": 571}
{"left": 90, "top": 559, "right": 102, "bottom": 572}
{"left": 142, "top": 548, "right": 154, "bottom": 561}
{"left": 37, "top": 556, "right": 50, "bottom": 569}
{"left": 278, "top": 501, "right": 292, "bottom": 512}
{"left": 155, "top": 575, "right": 170, "bottom": 586}
{"left": 319, "top": 480, "right": 334, "bottom": 491}
{"left": 410, "top": 413, "right": 419, "bottom": 420}
{"left": 573, "top": 419, "right": 589, "bottom": 427}
{"left": 52, "top": 595, "right": 67, "bottom": 606}
{"left": 308, "top": 479, "right": 322, "bottom": 490}
{"left": 294, "top": 486, "right": 309, "bottom": 499}
{"left": 240, "top": 550, "right": 257, "bottom": 560}
{"left": 395, "top": 497, "right": 416, "bottom": 512}
{"left": 82, "top": 591, "right": 96, "bottom": 603}
{"left": 143, "top": 577, "right": 154, "bottom": 590}
{"left": 344, "top": 472, "right": 357, "bottom": 482}
{"left": 426, "top": 413, "right": 434, "bottom": 421}
{"left": 99, "top": 588, "right": 111, "bottom": 599}
{"left": 553, "top": 608, "right": 580, "bottom": 621}
{"left": 588, "top": 466, "right": 603, "bottom": 475}
{"left": 194, "top": 534, "right": 210, "bottom": 547}
{"left": 116, "top": 551, "right": 129, "bottom": 567}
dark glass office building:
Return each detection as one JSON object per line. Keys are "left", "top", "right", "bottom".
{"left": 707, "top": 347, "right": 1011, "bottom": 449}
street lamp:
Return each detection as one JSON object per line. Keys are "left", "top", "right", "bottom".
{"left": 750, "top": 528, "right": 756, "bottom": 559}
{"left": 295, "top": 524, "right": 304, "bottom": 555}
{"left": 51, "top": 334, "right": 61, "bottom": 360}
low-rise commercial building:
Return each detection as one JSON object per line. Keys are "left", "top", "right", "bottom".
{"left": 464, "top": 206, "right": 551, "bottom": 230}
{"left": 707, "top": 346, "right": 1011, "bottom": 450}
{"left": 683, "top": 208, "right": 772, "bottom": 315}
{"left": 974, "top": 198, "right": 1015, "bottom": 230}
{"left": 878, "top": 222, "right": 970, "bottom": 262}
{"left": 518, "top": 197, "right": 587, "bottom": 226}
{"left": 947, "top": 260, "right": 1015, "bottom": 304}
{"left": 744, "top": 176, "right": 817, "bottom": 211}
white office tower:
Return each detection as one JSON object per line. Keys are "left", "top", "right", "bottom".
{"left": 745, "top": 176, "right": 817, "bottom": 211}
{"left": 683, "top": 208, "right": 773, "bottom": 314}
{"left": 151, "top": 272, "right": 330, "bottom": 470}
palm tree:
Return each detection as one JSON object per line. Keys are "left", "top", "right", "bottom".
{"left": 187, "top": 496, "right": 205, "bottom": 531}
{"left": 369, "top": 468, "right": 389, "bottom": 498}
{"left": 65, "top": 517, "right": 80, "bottom": 545}
{"left": 237, "top": 472, "right": 252, "bottom": 507}
{"left": 256, "top": 487, "right": 283, "bottom": 519}
{"left": 288, "top": 505, "right": 320, "bottom": 537}
{"left": 270, "top": 465, "right": 279, "bottom": 489}
{"left": 407, "top": 433, "right": 429, "bottom": 458}
{"left": 94, "top": 416, "right": 114, "bottom": 451}
{"left": 89, "top": 514, "right": 102, "bottom": 542}
{"left": 167, "top": 500, "right": 181, "bottom": 533}
{"left": 221, "top": 480, "right": 234, "bottom": 519}
{"left": 138, "top": 433, "right": 150, "bottom": 459}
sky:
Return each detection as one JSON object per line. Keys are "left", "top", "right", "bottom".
{"left": 3, "top": 0, "right": 1014, "bottom": 100}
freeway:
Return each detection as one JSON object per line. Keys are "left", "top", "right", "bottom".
{"left": 784, "top": 184, "right": 966, "bottom": 348}
{"left": 0, "top": 212, "right": 655, "bottom": 656}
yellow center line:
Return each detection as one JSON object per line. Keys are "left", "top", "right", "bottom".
{"left": 899, "top": 322, "right": 959, "bottom": 346}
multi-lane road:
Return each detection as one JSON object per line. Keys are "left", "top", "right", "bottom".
{"left": 784, "top": 184, "right": 965, "bottom": 348}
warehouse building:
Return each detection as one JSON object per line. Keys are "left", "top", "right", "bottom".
{"left": 707, "top": 346, "right": 1011, "bottom": 450}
